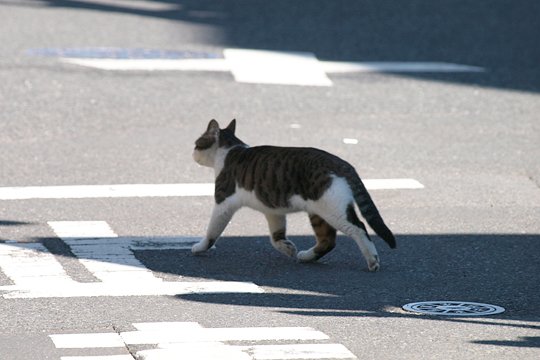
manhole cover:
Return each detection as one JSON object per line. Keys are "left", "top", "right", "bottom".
{"left": 402, "top": 301, "right": 505, "bottom": 316}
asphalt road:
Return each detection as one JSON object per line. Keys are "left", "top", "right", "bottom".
{"left": 1, "top": 1, "right": 539, "bottom": 359}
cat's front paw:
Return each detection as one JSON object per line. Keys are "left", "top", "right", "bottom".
{"left": 191, "top": 241, "right": 209, "bottom": 255}
{"left": 367, "top": 255, "right": 380, "bottom": 272}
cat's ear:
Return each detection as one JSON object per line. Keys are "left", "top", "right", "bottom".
{"left": 225, "top": 119, "right": 236, "bottom": 134}
{"left": 206, "top": 119, "right": 220, "bottom": 137}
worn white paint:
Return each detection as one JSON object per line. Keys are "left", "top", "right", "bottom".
{"left": 51, "top": 322, "right": 357, "bottom": 360}
{"left": 0, "top": 222, "right": 262, "bottom": 298}
{"left": 50, "top": 333, "right": 125, "bottom": 349}
{"left": 121, "top": 325, "right": 329, "bottom": 344}
{"left": 60, "top": 48, "right": 485, "bottom": 85}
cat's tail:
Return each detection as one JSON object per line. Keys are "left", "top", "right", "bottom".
{"left": 350, "top": 176, "right": 397, "bottom": 249}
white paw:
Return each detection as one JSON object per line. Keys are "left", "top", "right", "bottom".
{"left": 273, "top": 239, "right": 297, "bottom": 258}
{"left": 368, "top": 256, "right": 380, "bottom": 272}
{"left": 191, "top": 241, "right": 208, "bottom": 255}
{"left": 297, "top": 249, "right": 317, "bottom": 262}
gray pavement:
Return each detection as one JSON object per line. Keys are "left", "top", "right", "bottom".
{"left": 1, "top": 1, "right": 539, "bottom": 359}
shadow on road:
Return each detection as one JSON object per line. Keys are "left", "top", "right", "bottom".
{"left": 1, "top": 231, "right": 538, "bottom": 346}
{"left": 128, "top": 233, "right": 540, "bottom": 330}
{"left": 9, "top": 0, "right": 540, "bottom": 93}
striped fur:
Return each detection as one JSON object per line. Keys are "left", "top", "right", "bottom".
{"left": 192, "top": 119, "right": 396, "bottom": 271}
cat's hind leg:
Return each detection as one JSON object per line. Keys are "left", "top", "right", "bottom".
{"left": 297, "top": 214, "right": 337, "bottom": 262}
{"left": 265, "top": 214, "right": 297, "bottom": 258}
{"left": 343, "top": 204, "right": 380, "bottom": 271}
{"left": 313, "top": 203, "right": 380, "bottom": 272}
{"left": 192, "top": 201, "right": 238, "bottom": 255}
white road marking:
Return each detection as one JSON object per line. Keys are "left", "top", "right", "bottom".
{"left": 0, "top": 242, "right": 75, "bottom": 288}
{"left": 149, "top": 343, "right": 356, "bottom": 360}
{"left": 0, "top": 183, "right": 215, "bottom": 200}
{"left": 59, "top": 47, "right": 484, "bottom": 86}
{"left": 321, "top": 61, "right": 485, "bottom": 73}
{"left": 48, "top": 221, "right": 161, "bottom": 284}
{"left": 363, "top": 178, "right": 424, "bottom": 190}
{"left": 133, "top": 322, "right": 203, "bottom": 331}
{"left": 61, "top": 356, "right": 133, "bottom": 360}
{"left": 138, "top": 343, "right": 252, "bottom": 360}
{"left": 63, "top": 58, "right": 230, "bottom": 71}
{"left": 121, "top": 325, "right": 329, "bottom": 344}
{"left": 51, "top": 322, "right": 357, "bottom": 360}
{"left": 1, "top": 280, "right": 263, "bottom": 299}
{"left": 0, "top": 221, "right": 262, "bottom": 298}
{"left": 231, "top": 344, "right": 356, "bottom": 359}
{"left": 224, "top": 49, "right": 333, "bottom": 86}
{"left": 0, "top": 179, "right": 423, "bottom": 200}
{"left": 342, "top": 138, "right": 359, "bottom": 145}
{"left": 50, "top": 333, "right": 125, "bottom": 349}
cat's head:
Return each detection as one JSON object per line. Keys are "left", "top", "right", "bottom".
{"left": 193, "top": 119, "right": 244, "bottom": 167}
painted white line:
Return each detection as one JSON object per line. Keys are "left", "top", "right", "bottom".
{"left": 0, "top": 179, "right": 423, "bottom": 200}
{"left": 51, "top": 322, "right": 357, "bottom": 360}
{"left": 61, "top": 51, "right": 485, "bottom": 76}
{"left": 232, "top": 343, "right": 356, "bottom": 359}
{"left": 1, "top": 222, "right": 262, "bottom": 298}
{"left": 133, "top": 322, "right": 203, "bottom": 331}
{"left": 50, "top": 333, "right": 125, "bottom": 348}
{"left": 0, "top": 242, "right": 76, "bottom": 288}
{"left": 363, "top": 178, "right": 424, "bottom": 190}
{"left": 63, "top": 58, "right": 230, "bottom": 71}
{"left": 3, "top": 280, "right": 263, "bottom": 299}
{"left": 322, "top": 61, "right": 485, "bottom": 73}
{"left": 48, "top": 220, "right": 117, "bottom": 238}
{"left": 121, "top": 326, "right": 329, "bottom": 344}
{"left": 48, "top": 221, "right": 159, "bottom": 284}
{"left": 151, "top": 343, "right": 356, "bottom": 360}
{"left": 342, "top": 138, "right": 359, "bottom": 145}
{"left": 224, "top": 48, "right": 333, "bottom": 86}
{"left": 61, "top": 356, "right": 133, "bottom": 360}
{"left": 138, "top": 344, "right": 251, "bottom": 360}
{"left": 0, "top": 183, "right": 215, "bottom": 200}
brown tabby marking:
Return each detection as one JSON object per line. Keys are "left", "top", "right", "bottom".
{"left": 308, "top": 214, "right": 337, "bottom": 260}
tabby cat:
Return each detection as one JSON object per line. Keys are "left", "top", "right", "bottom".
{"left": 192, "top": 119, "right": 396, "bottom": 271}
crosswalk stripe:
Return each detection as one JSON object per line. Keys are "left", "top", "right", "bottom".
{"left": 61, "top": 356, "right": 133, "bottom": 360}
{"left": 0, "top": 242, "right": 75, "bottom": 287}
{"left": 136, "top": 345, "right": 356, "bottom": 360}
{"left": 50, "top": 322, "right": 358, "bottom": 360}
{"left": 121, "top": 326, "right": 329, "bottom": 345}
{"left": 0, "top": 179, "right": 423, "bottom": 200}
{"left": 0, "top": 221, "right": 263, "bottom": 298}
{"left": 48, "top": 221, "right": 160, "bottom": 284}
{"left": 50, "top": 333, "right": 125, "bottom": 349}
{"left": 231, "top": 344, "right": 356, "bottom": 359}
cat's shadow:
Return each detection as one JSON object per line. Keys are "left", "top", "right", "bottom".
{"left": 134, "top": 233, "right": 539, "bottom": 326}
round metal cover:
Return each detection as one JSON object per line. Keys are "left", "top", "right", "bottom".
{"left": 402, "top": 301, "right": 505, "bottom": 316}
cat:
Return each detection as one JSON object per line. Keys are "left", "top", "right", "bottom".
{"left": 192, "top": 119, "right": 396, "bottom": 271}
